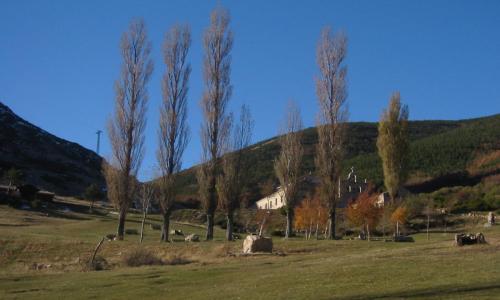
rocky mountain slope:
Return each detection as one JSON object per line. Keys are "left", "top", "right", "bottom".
{"left": 0, "top": 102, "right": 104, "bottom": 196}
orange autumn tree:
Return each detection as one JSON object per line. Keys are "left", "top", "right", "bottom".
{"left": 391, "top": 206, "right": 408, "bottom": 236}
{"left": 294, "top": 192, "right": 328, "bottom": 239}
{"left": 346, "top": 185, "right": 382, "bottom": 241}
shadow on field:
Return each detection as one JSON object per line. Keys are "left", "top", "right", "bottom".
{"left": 339, "top": 282, "right": 500, "bottom": 299}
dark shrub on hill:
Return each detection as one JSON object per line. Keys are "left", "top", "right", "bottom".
{"left": 123, "top": 249, "right": 163, "bottom": 267}
{"left": 18, "top": 184, "right": 39, "bottom": 201}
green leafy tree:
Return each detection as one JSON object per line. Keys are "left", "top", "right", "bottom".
{"left": 84, "top": 183, "right": 104, "bottom": 212}
{"left": 376, "top": 92, "right": 409, "bottom": 202}
{"left": 3, "top": 168, "right": 23, "bottom": 191}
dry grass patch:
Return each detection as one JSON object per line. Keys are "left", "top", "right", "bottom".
{"left": 123, "top": 248, "right": 163, "bottom": 267}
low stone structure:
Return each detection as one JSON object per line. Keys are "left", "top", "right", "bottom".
{"left": 185, "top": 234, "right": 200, "bottom": 242}
{"left": 243, "top": 235, "right": 273, "bottom": 253}
{"left": 170, "top": 229, "right": 184, "bottom": 236}
{"left": 487, "top": 212, "right": 495, "bottom": 225}
{"left": 455, "top": 233, "right": 486, "bottom": 246}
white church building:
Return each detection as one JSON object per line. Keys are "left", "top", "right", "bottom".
{"left": 255, "top": 187, "right": 286, "bottom": 210}
{"left": 255, "top": 167, "right": 369, "bottom": 210}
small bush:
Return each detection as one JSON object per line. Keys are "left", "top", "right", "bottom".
{"left": 83, "top": 256, "right": 108, "bottom": 271}
{"left": 125, "top": 229, "right": 139, "bottom": 235}
{"left": 123, "top": 249, "right": 162, "bottom": 267}
{"left": 271, "top": 230, "right": 285, "bottom": 237}
{"left": 30, "top": 199, "right": 42, "bottom": 210}
{"left": 211, "top": 244, "right": 234, "bottom": 258}
{"left": 150, "top": 223, "right": 161, "bottom": 230}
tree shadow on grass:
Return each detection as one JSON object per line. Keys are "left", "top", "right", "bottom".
{"left": 338, "top": 282, "right": 500, "bottom": 300}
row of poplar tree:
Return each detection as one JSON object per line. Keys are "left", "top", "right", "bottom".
{"left": 103, "top": 6, "right": 409, "bottom": 242}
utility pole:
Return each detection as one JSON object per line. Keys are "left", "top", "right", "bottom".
{"left": 96, "top": 130, "right": 102, "bottom": 155}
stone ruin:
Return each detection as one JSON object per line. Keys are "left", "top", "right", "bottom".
{"left": 487, "top": 212, "right": 495, "bottom": 226}
{"left": 455, "top": 233, "right": 486, "bottom": 246}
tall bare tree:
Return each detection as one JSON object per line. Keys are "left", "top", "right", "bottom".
{"left": 105, "top": 19, "right": 153, "bottom": 240}
{"left": 274, "top": 102, "right": 304, "bottom": 238}
{"left": 376, "top": 92, "right": 409, "bottom": 203}
{"left": 314, "top": 27, "right": 348, "bottom": 240}
{"left": 197, "top": 7, "right": 233, "bottom": 240}
{"left": 217, "top": 105, "right": 253, "bottom": 240}
{"left": 157, "top": 24, "right": 191, "bottom": 242}
{"left": 140, "top": 182, "right": 155, "bottom": 243}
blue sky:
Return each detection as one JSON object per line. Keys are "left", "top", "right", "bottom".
{"left": 1, "top": 0, "right": 499, "bottom": 180}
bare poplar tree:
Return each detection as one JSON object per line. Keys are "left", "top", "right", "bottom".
{"left": 217, "top": 105, "right": 253, "bottom": 240}
{"left": 105, "top": 19, "right": 153, "bottom": 240}
{"left": 140, "top": 182, "right": 155, "bottom": 243}
{"left": 314, "top": 27, "right": 348, "bottom": 240}
{"left": 274, "top": 102, "right": 304, "bottom": 238}
{"left": 197, "top": 7, "right": 233, "bottom": 240}
{"left": 376, "top": 92, "right": 409, "bottom": 203}
{"left": 157, "top": 24, "right": 191, "bottom": 242}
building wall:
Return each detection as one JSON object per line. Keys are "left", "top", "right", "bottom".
{"left": 256, "top": 189, "right": 285, "bottom": 210}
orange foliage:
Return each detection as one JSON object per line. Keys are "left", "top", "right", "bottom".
{"left": 390, "top": 206, "right": 408, "bottom": 225}
{"left": 346, "top": 187, "right": 382, "bottom": 235}
{"left": 294, "top": 193, "right": 328, "bottom": 233}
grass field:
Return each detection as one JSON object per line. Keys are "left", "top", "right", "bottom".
{"left": 1, "top": 198, "right": 499, "bottom": 299}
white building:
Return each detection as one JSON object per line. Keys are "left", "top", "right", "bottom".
{"left": 375, "top": 192, "right": 390, "bottom": 208}
{"left": 255, "top": 188, "right": 286, "bottom": 210}
{"left": 255, "top": 167, "right": 369, "bottom": 210}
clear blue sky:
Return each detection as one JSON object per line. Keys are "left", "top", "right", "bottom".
{"left": 1, "top": 0, "right": 499, "bottom": 180}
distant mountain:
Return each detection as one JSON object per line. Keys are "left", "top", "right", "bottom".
{"left": 0, "top": 102, "right": 104, "bottom": 196}
{"left": 175, "top": 114, "right": 500, "bottom": 205}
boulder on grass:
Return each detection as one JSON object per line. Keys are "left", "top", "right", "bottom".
{"left": 243, "top": 235, "right": 273, "bottom": 254}
{"left": 185, "top": 234, "right": 200, "bottom": 242}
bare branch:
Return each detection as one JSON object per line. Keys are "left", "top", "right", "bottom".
{"left": 157, "top": 24, "right": 191, "bottom": 242}
{"left": 104, "top": 19, "right": 153, "bottom": 240}
{"left": 197, "top": 6, "right": 233, "bottom": 240}
{"left": 274, "top": 101, "right": 303, "bottom": 238}
{"left": 314, "top": 26, "right": 349, "bottom": 240}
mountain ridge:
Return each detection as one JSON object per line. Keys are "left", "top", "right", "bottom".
{"left": 0, "top": 102, "right": 104, "bottom": 196}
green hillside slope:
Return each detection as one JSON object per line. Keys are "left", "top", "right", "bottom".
{"left": 175, "top": 114, "right": 500, "bottom": 205}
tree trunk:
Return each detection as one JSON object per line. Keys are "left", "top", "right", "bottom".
{"left": 206, "top": 213, "right": 214, "bottom": 240}
{"left": 328, "top": 208, "right": 336, "bottom": 240}
{"left": 285, "top": 211, "right": 293, "bottom": 238}
{"left": 324, "top": 220, "right": 329, "bottom": 239}
{"left": 315, "top": 222, "right": 319, "bottom": 240}
{"left": 366, "top": 224, "right": 370, "bottom": 241}
{"left": 426, "top": 214, "right": 430, "bottom": 241}
{"left": 161, "top": 211, "right": 171, "bottom": 242}
{"left": 91, "top": 237, "right": 105, "bottom": 266}
{"left": 89, "top": 200, "right": 95, "bottom": 214}
{"left": 226, "top": 213, "right": 233, "bottom": 241}
{"left": 117, "top": 209, "right": 126, "bottom": 240}
{"left": 308, "top": 221, "right": 313, "bottom": 240}
{"left": 140, "top": 209, "right": 147, "bottom": 243}
{"left": 382, "top": 212, "right": 386, "bottom": 238}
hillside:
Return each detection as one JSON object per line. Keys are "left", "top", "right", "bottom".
{"left": 176, "top": 114, "right": 500, "bottom": 204}
{"left": 1, "top": 101, "right": 498, "bottom": 202}
{"left": 0, "top": 102, "right": 104, "bottom": 196}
